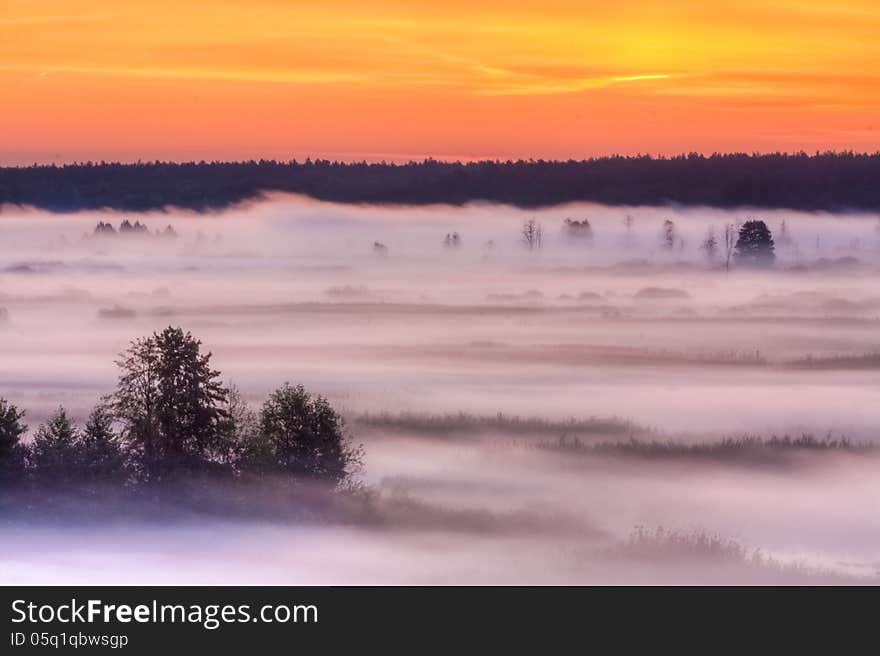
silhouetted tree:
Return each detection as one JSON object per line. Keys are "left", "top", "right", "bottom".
{"left": 109, "top": 327, "right": 229, "bottom": 481}
{"left": 723, "top": 223, "right": 737, "bottom": 273}
{"left": 78, "top": 406, "right": 126, "bottom": 483}
{"left": 443, "top": 232, "right": 461, "bottom": 249}
{"left": 734, "top": 220, "right": 776, "bottom": 267}
{"left": 0, "top": 398, "right": 27, "bottom": 483}
{"left": 621, "top": 214, "right": 637, "bottom": 248}
{"left": 236, "top": 422, "right": 276, "bottom": 478}
{"left": 30, "top": 407, "right": 80, "bottom": 484}
{"left": 219, "top": 385, "right": 257, "bottom": 469}
{"left": 253, "top": 383, "right": 362, "bottom": 484}
{"left": 522, "top": 219, "right": 543, "bottom": 250}
{"left": 93, "top": 221, "right": 117, "bottom": 236}
{"left": 562, "top": 218, "right": 594, "bottom": 244}
{"left": 701, "top": 227, "right": 718, "bottom": 264}
{"left": 777, "top": 219, "right": 793, "bottom": 248}
{"left": 119, "top": 219, "right": 149, "bottom": 235}
{"left": 661, "top": 219, "right": 677, "bottom": 250}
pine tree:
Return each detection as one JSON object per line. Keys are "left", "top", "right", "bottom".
{"left": 79, "top": 406, "right": 126, "bottom": 483}
{"left": 0, "top": 398, "right": 27, "bottom": 483}
{"left": 30, "top": 407, "right": 80, "bottom": 484}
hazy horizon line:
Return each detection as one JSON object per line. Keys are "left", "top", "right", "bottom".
{"left": 4, "top": 149, "right": 880, "bottom": 169}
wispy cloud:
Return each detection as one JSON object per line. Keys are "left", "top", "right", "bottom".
{"left": 0, "top": 64, "right": 363, "bottom": 86}
{"left": 0, "top": 14, "right": 106, "bottom": 26}
{"left": 476, "top": 72, "right": 678, "bottom": 96}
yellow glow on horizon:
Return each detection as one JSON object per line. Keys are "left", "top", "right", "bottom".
{"left": 2, "top": 1, "right": 880, "bottom": 163}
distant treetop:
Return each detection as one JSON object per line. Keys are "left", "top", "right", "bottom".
{"left": 734, "top": 220, "right": 776, "bottom": 267}
{"left": 91, "top": 220, "right": 178, "bottom": 239}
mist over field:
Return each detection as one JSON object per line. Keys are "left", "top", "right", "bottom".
{"left": 2, "top": 194, "right": 880, "bottom": 584}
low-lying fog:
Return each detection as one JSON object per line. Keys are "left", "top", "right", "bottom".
{"left": 2, "top": 194, "right": 879, "bottom": 584}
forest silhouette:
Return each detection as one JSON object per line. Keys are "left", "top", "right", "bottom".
{"left": 1, "top": 152, "right": 879, "bottom": 213}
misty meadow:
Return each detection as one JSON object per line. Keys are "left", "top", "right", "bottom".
{"left": 2, "top": 194, "right": 880, "bottom": 585}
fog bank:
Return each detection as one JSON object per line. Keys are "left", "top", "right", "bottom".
{"left": 1, "top": 195, "right": 878, "bottom": 584}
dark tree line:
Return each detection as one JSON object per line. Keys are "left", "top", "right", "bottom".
{"left": 0, "top": 327, "right": 362, "bottom": 493}
{"left": 1, "top": 152, "right": 880, "bottom": 213}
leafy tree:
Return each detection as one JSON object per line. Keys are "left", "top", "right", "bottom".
{"left": 0, "top": 398, "right": 27, "bottom": 483}
{"left": 30, "top": 407, "right": 80, "bottom": 484}
{"left": 236, "top": 426, "right": 276, "bottom": 478}
{"left": 110, "top": 334, "right": 160, "bottom": 479}
{"left": 253, "top": 383, "right": 362, "bottom": 484}
{"left": 153, "top": 327, "right": 229, "bottom": 462}
{"left": 734, "top": 220, "right": 776, "bottom": 267}
{"left": 109, "top": 327, "right": 229, "bottom": 481}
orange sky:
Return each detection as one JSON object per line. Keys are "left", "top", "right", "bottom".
{"left": 2, "top": 1, "right": 879, "bottom": 164}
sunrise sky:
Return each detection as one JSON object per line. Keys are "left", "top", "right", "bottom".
{"left": 2, "top": 1, "right": 879, "bottom": 164}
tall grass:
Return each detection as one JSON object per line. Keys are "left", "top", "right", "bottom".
{"left": 612, "top": 525, "right": 854, "bottom": 581}
{"left": 538, "top": 434, "right": 872, "bottom": 461}
{"left": 621, "top": 526, "right": 751, "bottom": 562}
